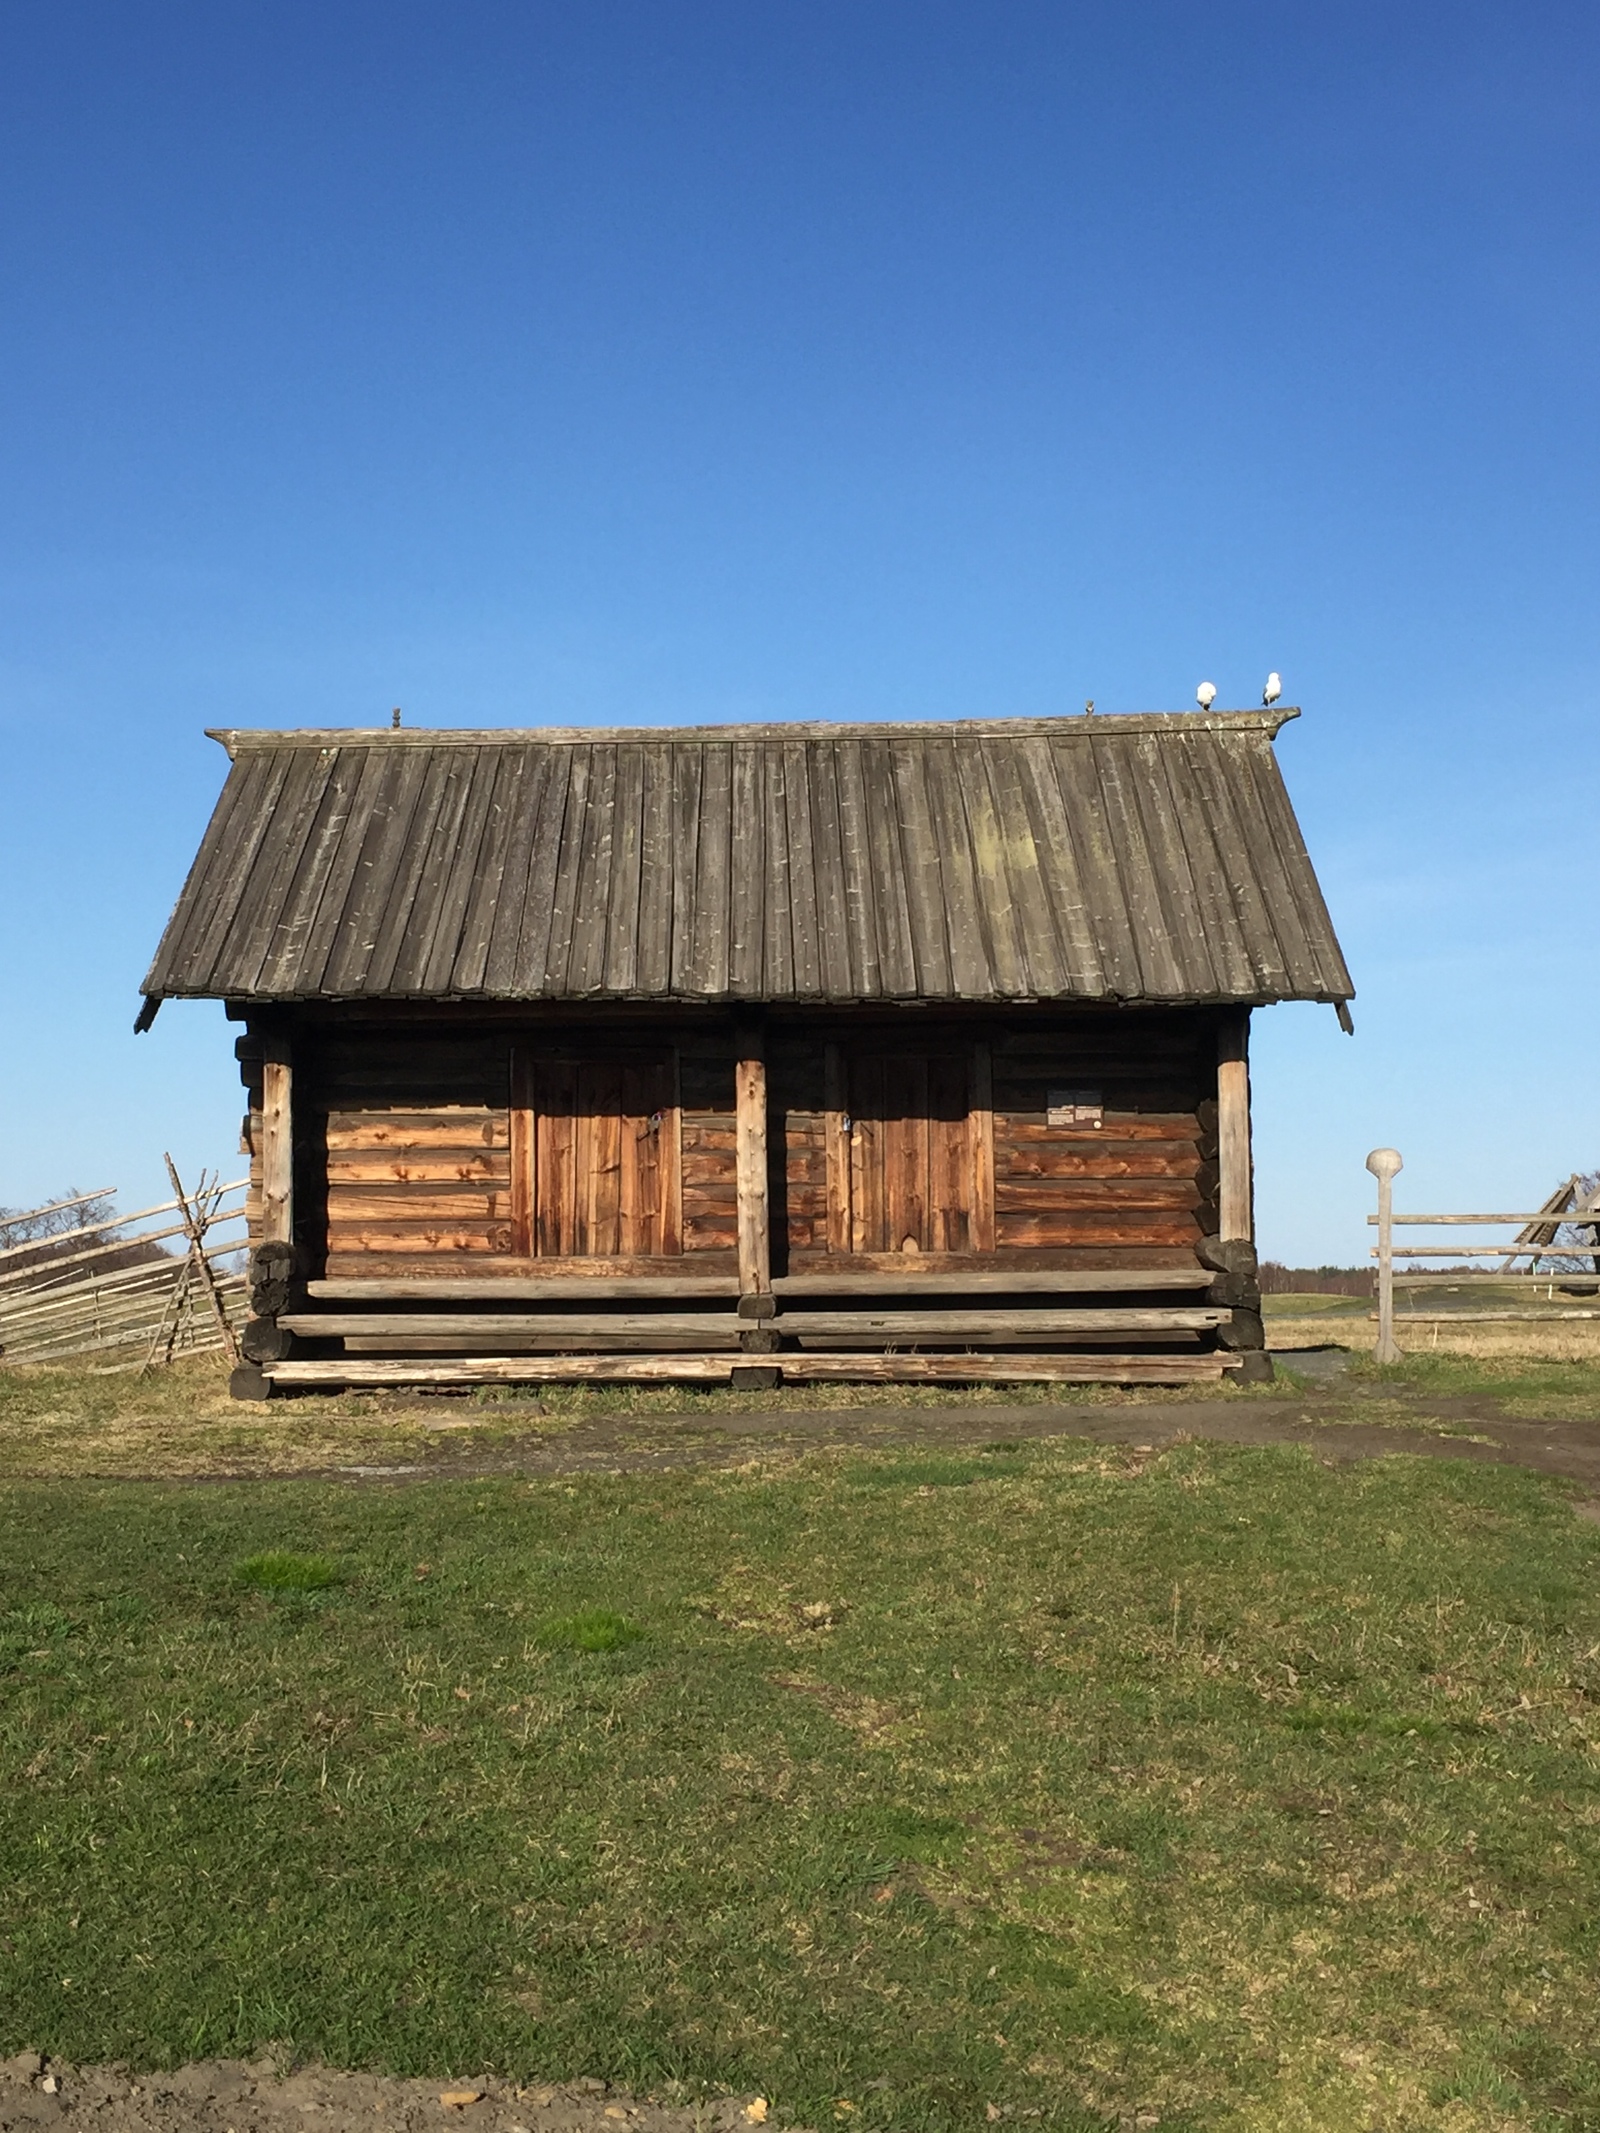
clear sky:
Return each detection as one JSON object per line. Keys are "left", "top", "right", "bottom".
{"left": 2, "top": 1, "right": 1596, "bottom": 1260}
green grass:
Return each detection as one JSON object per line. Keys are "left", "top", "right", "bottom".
{"left": 232, "top": 1549, "right": 345, "bottom": 1593}
{"left": 536, "top": 1607, "right": 644, "bottom": 1652}
{"left": 3, "top": 1443, "right": 1600, "bottom": 2130}
{"left": 1346, "top": 1349, "right": 1600, "bottom": 1416}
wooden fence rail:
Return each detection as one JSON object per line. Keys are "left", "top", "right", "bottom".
{"left": 0, "top": 1168, "right": 249, "bottom": 1370}
{"left": 1364, "top": 1152, "right": 1600, "bottom": 1362}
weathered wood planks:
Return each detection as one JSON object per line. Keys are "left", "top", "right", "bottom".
{"left": 264, "top": 1350, "right": 1230, "bottom": 1387}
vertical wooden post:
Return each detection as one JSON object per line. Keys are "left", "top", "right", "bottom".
{"left": 509, "top": 1048, "right": 535, "bottom": 1257}
{"left": 260, "top": 1032, "right": 294, "bottom": 1248}
{"left": 968, "top": 1042, "right": 996, "bottom": 1253}
{"left": 823, "top": 1042, "right": 851, "bottom": 1255}
{"left": 735, "top": 1020, "right": 771, "bottom": 1297}
{"left": 1366, "top": 1146, "right": 1404, "bottom": 1363}
{"left": 1216, "top": 1010, "right": 1253, "bottom": 1244}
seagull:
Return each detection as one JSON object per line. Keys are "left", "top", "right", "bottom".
{"left": 1196, "top": 681, "right": 1217, "bottom": 710}
{"left": 1263, "top": 672, "right": 1282, "bottom": 707}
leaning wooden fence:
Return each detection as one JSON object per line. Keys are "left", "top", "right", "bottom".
{"left": 0, "top": 1167, "right": 249, "bottom": 1369}
{"left": 1365, "top": 1149, "right": 1600, "bottom": 1363}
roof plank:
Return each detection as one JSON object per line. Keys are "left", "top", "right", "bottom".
{"left": 143, "top": 714, "right": 1352, "bottom": 1007}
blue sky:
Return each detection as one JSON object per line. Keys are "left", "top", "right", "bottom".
{"left": 2, "top": 1, "right": 1596, "bottom": 1259}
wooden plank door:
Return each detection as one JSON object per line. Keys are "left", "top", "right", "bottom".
{"left": 511, "top": 1051, "right": 682, "bottom": 1259}
{"left": 829, "top": 1046, "right": 994, "bottom": 1255}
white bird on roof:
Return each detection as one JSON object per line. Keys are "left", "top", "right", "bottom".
{"left": 1196, "top": 681, "right": 1217, "bottom": 710}
{"left": 1263, "top": 672, "right": 1282, "bottom": 707}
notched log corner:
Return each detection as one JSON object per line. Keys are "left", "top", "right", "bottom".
{"left": 1223, "top": 1349, "right": 1275, "bottom": 1385}
{"left": 247, "top": 1240, "right": 300, "bottom": 1320}
{"left": 1197, "top": 1233, "right": 1258, "bottom": 1279}
{"left": 240, "top": 1316, "right": 296, "bottom": 1364}
{"left": 1215, "top": 1307, "right": 1266, "bottom": 1352}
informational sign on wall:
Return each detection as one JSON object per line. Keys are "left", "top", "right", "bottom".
{"left": 1047, "top": 1087, "right": 1104, "bottom": 1128}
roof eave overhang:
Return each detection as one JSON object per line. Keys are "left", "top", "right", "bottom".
{"left": 204, "top": 707, "right": 1302, "bottom": 757}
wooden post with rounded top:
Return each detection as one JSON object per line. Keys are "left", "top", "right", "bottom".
{"left": 1366, "top": 1146, "right": 1404, "bottom": 1363}
{"left": 1216, "top": 1009, "right": 1253, "bottom": 1244}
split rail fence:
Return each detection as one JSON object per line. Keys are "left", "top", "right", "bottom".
{"left": 0, "top": 1167, "right": 249, "bottom": 1370}
{"left": 1365, "top": 1150, "right": 1600, "bottom": 1363}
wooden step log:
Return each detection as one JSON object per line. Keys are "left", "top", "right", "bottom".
{"left": 769, "top": 1268, "right": 1210, "bottom": 1295}
{"left": 773, "top": 1352, "right": 1229, "bottom": 1383}
{"left": 283, "top": 1306, "right": 1222, "bottom": 1341}
{"left": 777, "top": 1307, "right": 1225, "bottom": 1337}
{"left": 282, "top": 1311, "right": 746, "bottom": 1340}
{"left": 338, "top": 1337, "right": 745, "bottom": 1353}
{"left": 263, "top": 1350, "right": 1229, "bottom": 1389}
{"left": 307, "top": 1276, "right": 740, "bottom": 1301}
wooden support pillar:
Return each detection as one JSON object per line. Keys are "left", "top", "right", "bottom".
{"left": 260, "top": 1031, "right": 294, "bottom": 1249}
{"left": 1216, "top": 1009, "right": 1253, "bottom": 1245}
{"left": 734, "top": 1020, "right": 771, "bottom": 1298}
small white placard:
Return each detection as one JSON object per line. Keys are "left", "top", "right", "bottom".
{"left": 1048, "top": 1086, "right": 1103, "bottom": 1128}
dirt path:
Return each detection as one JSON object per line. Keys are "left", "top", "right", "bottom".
{"left": 291, "top": 1360, "right": 1600, "bottom": 1494}
{"left": 0, "top": 2054, "right": 774, "bottom": 2133}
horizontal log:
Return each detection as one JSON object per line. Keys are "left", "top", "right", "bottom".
{"left": 327, "top": 1188, "right": 511, "bottom": 1219}
{"left": 327, "top": 1155, "right": 510, "bottom": 1185}
{"left": 326, "top": 1227, "right": 509, "bottom": 1253}
{"left": 997, "top": 1147, "right": 1200, "bottom": 1180}
{"left": 995, "top": 1086, "right": 1201, "bottom": 1114}
{"left": 779, "top": 1307, "right": 1224, "bottom": 1336}
{"left": 264, "top": 1350, "right": 1228, "bottom": 1387}
{"left": 681, "top": 1183, "right": 738, "bottom": 1210}
{"left": 313, "top": 1076, "right": 511, "bottom": 1106}
{"left": 997, "top": 1217, "right": 1199, "bottom": 1248}
{"left": 774, "top": 1353, "right": 1228, "bottom": 1383}
{"left": 309, "top": 1275, "right": 739, "bottom": 1299}
{"left": 339, "top": 1334, "right": 743, "bottom": 1353}
{"left": 284, "top": 1311, "right": 746, "bottom": 1339}
{"left": 770, "top": 1268, "right": 1209, "bottom": 1294}
{"left": 325, "top": 1111, "right": 508, "bottom": 1149}
{"left": 996, "top": 1180, "right": 1200, "bottom": 1212}
{"left": 682, "top": 1124, "right": 738, "bottom": 1154}
{"left": 269, "top": 1354, "right": 739, "bottom": 1385}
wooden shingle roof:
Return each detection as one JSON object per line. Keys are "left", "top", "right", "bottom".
{"left": 141, "top": 710, "right": 1352, "bottom": 1007}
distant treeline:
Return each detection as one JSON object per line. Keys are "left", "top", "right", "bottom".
{"left": 1259, "top": 1263, "right": 1372, "bottom": 1297}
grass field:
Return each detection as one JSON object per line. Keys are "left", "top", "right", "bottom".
{"left": 4, "top": 1372, "right": 1600, "bottom": 2131}
{"left": 1268, "top": 1289, "right": 1600, "bottom": 1366}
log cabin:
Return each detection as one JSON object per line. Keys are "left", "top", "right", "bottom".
{"left": 137, "top": 707, "right": 1353, "bottom": 1397}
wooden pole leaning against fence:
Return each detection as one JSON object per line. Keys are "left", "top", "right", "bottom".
{"left": 143, "top": 1157, "right": 241, "bottom": 1370}
{"left": 1365, "top": 1147, "right": 1404, "bottom": 1364}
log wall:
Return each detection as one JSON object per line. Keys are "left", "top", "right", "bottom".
{"left": 236, "top": 1009, "right": 1222, "bottom": 1280}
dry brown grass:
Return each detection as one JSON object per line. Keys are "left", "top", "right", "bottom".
{"left": 1269, "top": 1311, "right": 1600, "bottom": 1364}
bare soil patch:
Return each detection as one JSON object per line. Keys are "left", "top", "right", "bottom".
{"left": 0, "top": 2054, "right": 771, "bottom": 2133}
